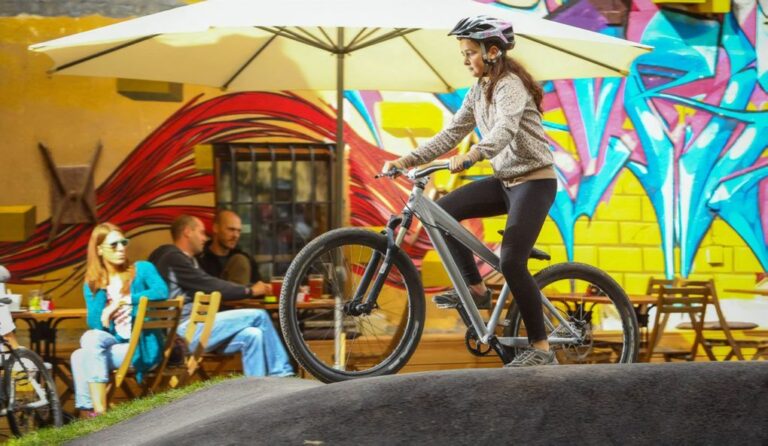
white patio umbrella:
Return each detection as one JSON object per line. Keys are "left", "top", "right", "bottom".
{"left": 29, "top": 0, "right": 652, "bottom": 227}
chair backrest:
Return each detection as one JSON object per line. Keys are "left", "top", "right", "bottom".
{"left": 184, "top": 291, "right": 221, "bottom": 365}
{"left": 646, "top": 277, "right": 677, "bottom": 295}
{"left": 646, "top": 284, "right": 710, "bottom": 361}
{"left": 114, "top": 297, "right": 183, "bottom": 389}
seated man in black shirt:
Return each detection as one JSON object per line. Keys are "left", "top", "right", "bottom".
{"left": 197, "top": 210, "right": 258, "bottom": 285}
{"left": 149, "top": 215, "right": 293, "bottom": 377}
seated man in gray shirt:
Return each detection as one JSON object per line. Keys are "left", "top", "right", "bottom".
{"left": 148, "top": 215, "right": 293, "bottom": 377}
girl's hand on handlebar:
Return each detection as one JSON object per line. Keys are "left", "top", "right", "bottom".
{"left": 381, "top": 159, "right": 407, "bottom": 177}
{"left": 449, "top": 153, "right": 475, "bottom": 173}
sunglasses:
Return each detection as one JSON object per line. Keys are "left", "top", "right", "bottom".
{"left": 103, "top": 239, "right": 129, "bottom": 250}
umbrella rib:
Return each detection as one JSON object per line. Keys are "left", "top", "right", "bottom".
{"left": 257, "top": 26, "right": 335, "bottom": 52}
{"left": 401, "top": 35, "right": 454, "bottom": 92}
{"left": 517, "top": 34, "right": 629, "bottom": 76}
{"left": 317, "top": 27, "right": 338, "bottom": 51}
{"left": 347, "top": 27, "right": 369, "bottom": 49}
{"left": 222, "top": 32, "right": 281, "bottom": 90}
{"left": 349, "top": 28, "right": 384, "bottom": 49}
{"left": 293, "top": 26, "right": 334, "bottom": 49}
{"left": 52, "top": 34, "right": 158, "bottom": 72}
{"left": 346, "top": 28, "right": 418, "bottom": 53}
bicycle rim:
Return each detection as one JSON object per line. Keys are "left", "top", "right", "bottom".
{"left": 504, "top": 263, "right": 639, "bottom": 364}
{"left": 280, "top": 229, "right": 424, "bottom": 382}
{"left": 5, "top": 348, "right": 62, "bottom": 437}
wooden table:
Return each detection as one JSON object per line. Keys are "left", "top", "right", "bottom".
{"left": 13, "top": 308, "right": 87, "bottom": 360}
{"left": 227, "top": 298, "right": 335, "bottom": 311}
{"left": 724, "top": 289, "right": 768, "bottom": 297}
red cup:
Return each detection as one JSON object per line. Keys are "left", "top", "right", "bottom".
{"left": 271, "top": 277, "right": 284, "bottom": 298}
{"left": 309, "top": 274, "right": 323, "bottom": 299}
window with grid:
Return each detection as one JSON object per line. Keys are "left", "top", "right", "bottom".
{"left": 214, "top": 143, "right": 334, "bottom": 280}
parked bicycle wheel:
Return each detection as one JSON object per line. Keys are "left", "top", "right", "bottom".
{"left": 504, "top": 262, "right": 639, "bottom": 364}
{"left": 4, "top": 347, "right": 62, "bottom": 436}
{"left": 280, "top": 228, "right": 425, "bottom": 383}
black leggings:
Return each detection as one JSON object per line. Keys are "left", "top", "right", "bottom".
{"left": 436, "top": 177, "right": 557, "bottom": 343}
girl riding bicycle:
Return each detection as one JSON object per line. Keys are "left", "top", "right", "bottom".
{"left": 382, "top": 16, "right": 558, "bottom": 367}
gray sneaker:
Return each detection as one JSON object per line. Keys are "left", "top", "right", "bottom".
{"left": 504, "top": 348, "right": 559, "bottom": 367}
{"left": 432, "top": 288, "right": 491, "bottom": 310}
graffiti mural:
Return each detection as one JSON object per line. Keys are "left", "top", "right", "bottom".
{"left": 2, "top": 0, "right": 766, "bottom": 293}
{"left": 351, "top": 0, "right": 768, "bottom": 278}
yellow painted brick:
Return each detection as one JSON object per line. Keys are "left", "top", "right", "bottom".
{"left": 624, "top": 273, "right": 655, "bottom": 295}
{"left": 597, "top": 247, "right": 644, "bottom": 272}
{"left": 572, "top": 245, "right": 598, "bottom": 265}
{"left": 482, "top": 217, "right": 506, "bottom": 243}
{"left": 619, "top": 222, "right": 662, "bottom": 245}
{"left": 690, "top": 247, "right": 733, "bottom": 273}
{"left": 421, "top": 250, "right": 451, "bottom": 287}
{"left": 641, "top": 200, "right": 659, "bottom": 223}
{"left": 710, "top": 219, "right": 747, "bottom": 246}
{"left": 614, "top": 170, "right": 647, "bottom": 196}
{"left": 536, "top": 219, "right": 564, "bottom": 245}
{"left": 593, "top": 195, "right": 643, "bottom": 221}
{"left": 574, "top": 219, "right": 619, "bottom": 244}
{"left": 541, "top": 245, "right": 568, "bottom": 264}
{"left": 642, "top": 247, "right": 666, "bottom": 272}
{"left": 733, "top": 247, "right": 764, "bottom": 272}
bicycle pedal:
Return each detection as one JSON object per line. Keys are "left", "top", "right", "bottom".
{"left": 435, "top": 302, "right": 459, "bottom": 310}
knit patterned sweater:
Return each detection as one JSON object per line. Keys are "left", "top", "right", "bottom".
{"left": 402, "top": 73, "right": 553, "bottom": 180}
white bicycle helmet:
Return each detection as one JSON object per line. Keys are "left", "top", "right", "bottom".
{"left": 449, "top": 15, "right": 515, "bottom": 64}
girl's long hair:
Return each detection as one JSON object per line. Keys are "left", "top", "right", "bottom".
{"left": 483, "top": 39, "right": 543, "bottom": 113}
{"left": 85, "top": 222, "right": 134, "bottom": 294}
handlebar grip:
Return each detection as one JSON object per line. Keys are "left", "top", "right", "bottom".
{"left": 462, "top": 160, "right": 475, "bottom": 170}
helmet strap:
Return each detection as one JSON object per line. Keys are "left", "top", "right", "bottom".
{"left": 479, "top": 41, "right": 500, "bottom": 75}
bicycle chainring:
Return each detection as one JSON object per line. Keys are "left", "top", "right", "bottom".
{"left": 465, "top": 328, "right": 493, "bottom": 356}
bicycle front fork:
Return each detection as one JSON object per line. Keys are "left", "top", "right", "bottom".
{"left": 344, "top": 213, "right": 412, "bottom": 315}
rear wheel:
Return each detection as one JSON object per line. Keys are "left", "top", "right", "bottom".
{"left": 4, "top": 348, "right": 62, "bottom": 437}
{"left": 504, "top": 263, "right": 639, "bottom": 364}
{"left": 279, "top": 228, "right": 425, "bottom": 383}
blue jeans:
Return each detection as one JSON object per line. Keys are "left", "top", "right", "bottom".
{"left": 71, "top": 329, "right": 129, "bottom": 410}
{"left": 177, "top": 309, "right": 294, "bottom": 377}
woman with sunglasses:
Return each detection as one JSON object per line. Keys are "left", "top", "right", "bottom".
{"left": 70, "top": 223, "right": 169, "bottom": 416}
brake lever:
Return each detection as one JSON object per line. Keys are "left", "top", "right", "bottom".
{"left": 374, "top": 168, "right": 405, "bottom": 179}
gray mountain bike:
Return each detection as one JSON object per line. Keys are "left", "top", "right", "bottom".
{"left": 279, "top": 162, "right": 639, "bottom": 383}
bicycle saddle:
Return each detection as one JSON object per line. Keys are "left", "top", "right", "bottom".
{"left": 496, "top": 230, "right": 551, "bottom": 260}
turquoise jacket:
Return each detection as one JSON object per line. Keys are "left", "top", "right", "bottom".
{"left": 83, "top": 261, "right": 169, "bottom": 382}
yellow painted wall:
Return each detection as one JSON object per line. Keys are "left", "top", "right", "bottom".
{"left": 0, "top": 16, "right": 217, "bottom": 309}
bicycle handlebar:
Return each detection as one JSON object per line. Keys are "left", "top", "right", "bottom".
{"left": 377, "top": 160, "right": 467, "bottom": 181}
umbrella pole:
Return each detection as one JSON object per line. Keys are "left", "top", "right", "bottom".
{"left": 334, "top": 28, "right": 345, "bottom": 230}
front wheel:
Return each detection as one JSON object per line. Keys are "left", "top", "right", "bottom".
{"left": 279, "top": 228, "right": 425, "bottom": 383}
{"left": 504, "top": 262, "right": 639, "bottom": 364}
{"left": 4, "top": 347, "right": 63, "bottom": 437}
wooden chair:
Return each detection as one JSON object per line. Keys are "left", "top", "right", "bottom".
{"left": 674, "top": 279, "right": 756, "bottom": 361}
{"left": 108, "top": 297, "right": 183, "bottom": 401}
{"left": 166, "top": 291, "right": 221, "bottom": 387}
{"left": 645, "top": 284, "right": 709, "bottom": 362}
{"left": 637, "top": 278, "right": 677, "bottom": 353}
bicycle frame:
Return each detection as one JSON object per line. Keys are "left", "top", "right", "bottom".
{"left": 381, "top": 163, "right": 578, "bottom": 359}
